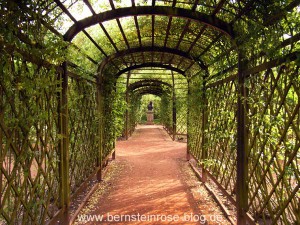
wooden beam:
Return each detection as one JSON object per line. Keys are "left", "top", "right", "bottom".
{"left": 201, "top": 71, "right": 209, "bottom": 182}
{"left": 263, "top": 0, "right": 300, "bottom": 26}
{"left": 114, "top": 63, "right": 185, "bottom": 78}
{"left": 134, "top": 16, "right": 142, "bottom": 47}
{"left": 169, "top": 19, "right": 191, "bottom": 65}
{"left": 187, "top": 25, "right": 207, "bottom": 53}
{"left": 0, "top": 84, "right": 3, "bottom": 209}
{"left": 171, "top": 71, "right": 176, "bottom": 141}
{"left": 161, "top": 16, "right": 173, "bottom": 63}
{"left": 83, "top": 0, "right": 94, "bottom": 13}
{"left": 152, "top": 0, "right": 156, "bottom": 7}
{"left": 125, "top": 72, "right": 130, "bottom": 140}
{"left": 152, "top": 15, "right": 155, "bottom": 47}
{"left": 108, "top": 0, "right": 115, "bottom": 10}
{"left": 128, "top": 79, "right": 172, "bottom": 91}
{"left": 81, "top": 30, "right": 107, "bottom": 57}
{"left": 114, "top": 18, "right": 136, "bottom": 64}
{"left": 187, "top": 0, "right": 228, "bottom": 54}
{"left": 176, "top": 20, "right": 191, "bottom": 49}
{"left": 236, "top": 52, "right": 248, "bottom": 225}
{"left": 133, "top": 16, "right": 145, "bottom": 63}
{"left": 164, "top": 16, "right": 173, "bottom": 48}
{"left": 98, "top": 46, "right": 195, "bottom": 75}
{"left": 55, "top": 0, "right": 110, "bottom": 60}
{"left": 71, "top": 44, "right": 98, "bottom": 64}
{"left": 186, "top": 80, "right": 191, "bottom": 160}
{"left": 196, "top": 33, "right": 223, "bottom": 59}
{"left": 64, "top": 6, "right": 234, "bottom": 41}
{"left": 172, "top": 0, "right": 177, "bottom": 8}
{"left": 133, "top": 87, "right": 166, "bottom": 96}
{"left": 0, "top": 39, "right": 96, "bottom": 83}
{"left": 99, "top": 23, "right": 119, "bottom": 52}
{"left": 53, "top": 0, "right": 77, "bottom": 22}
{"left": 96, "top": 75, "right": 104, "bottom": 181}
{"left": 57, "top": 61, "right": 70, "bottom": 210}
{"left": 191, "top": 0, "right": 199, "bottom": 11}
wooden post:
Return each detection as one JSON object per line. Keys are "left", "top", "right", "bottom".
{"left": 0, "top": 83, "right": 3, "bottom": 208}
{"left": 171, "top": 71, "right": 176, "bottom": 141}
{"left": 96, "top": 75, "right": 104, "bottom": 181}
{"left": 236, "top": 52, "right": 248, "bottom": 225}
{"left": 201, "top": 73, "right": 208, "bottom": 182}
{"left": 125, "top": 72, "right": 130, "bottom": 140}
{"left": 57, "top": 61, "right": 70, "bottom": 210}
{"left": 112, "top": 149, "right": 116, "bottom": 160}
{"left": 186, "top": 80, "right": 191, "bottom": 161}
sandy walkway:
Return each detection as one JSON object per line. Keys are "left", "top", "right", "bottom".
{"left": 74, "top": 125, "right": 230, "bottom": 225}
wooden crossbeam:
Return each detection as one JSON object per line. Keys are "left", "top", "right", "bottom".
{"left": 64, "top": 6, "right": 234, "bottom": 41}
{"left": 53, "top": 0, "right": 76, "bottom": 22}
{"left": 172, "top": 0, "right": 177, "bottom": 8}
{"left": 115, "top": 63, "right": 185, "bottom": 78}
{"left": 160, "top": 16, "right": 173, "bottom": 64}
{"left": 98, "top": 46, "right": 195, "bottom": 73}
{"left": 109, "top": 0, "right": 115, "bottom": 10}
{"left": 82, "top": 30, "right": 107, "bottom": 57}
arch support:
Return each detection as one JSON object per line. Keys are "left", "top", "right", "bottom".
{"left": 64, "top": 6, "right": 234, "bottom": 41}
{"left": 127, "top": 79, "right": 172, "bottom": 92}
{"left": 57, "top": 62, "right": 70, "bottom": 210}
{"left": 98, "top": 46, "right": 196, "bottom": 73}
{"left": 96, "top": 75, "right": 105, "bottom": 181}
{"left": 115, "top": 63, "right": 185, "bottom": 79}
{"left": 236, "top": 51, "right": 249, "bottom": 225}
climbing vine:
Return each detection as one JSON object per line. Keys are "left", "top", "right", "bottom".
{"left": 0, "top": 1, "right": 299, "bottom": 224}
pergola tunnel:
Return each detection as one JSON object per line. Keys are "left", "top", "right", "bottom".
{"left": 0, "top": 0, "right": 299, "bottom": 224}
{"left": 118, "top": 68, "right": 188, "bottom": 140}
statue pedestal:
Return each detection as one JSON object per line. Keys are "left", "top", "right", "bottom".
{"left": 146, "top": 111, "right": 154, "bottom": 125}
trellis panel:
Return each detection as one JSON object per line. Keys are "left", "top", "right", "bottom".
{"left": 247, "top": 62, "right": 299, "bottom": 224}
{"left": 68, "top": 79, "right": 99, "bottom": 194}
{"left": 0, "top": 58, "right": 60, "bottom": 224}
{"left": 187, "top": 55, "right": 299, "bottom": 225}
{"left": 205, "top": 79, "right": 237, "bottom": 195}
{"left": 187, "top": 76, "right": 204, "bottom": 160}
{"left": 160, "top": 93, "right": 173, "bottom": 134}
{"left": 175, "top": 91, "right": 188, "bottom": 137}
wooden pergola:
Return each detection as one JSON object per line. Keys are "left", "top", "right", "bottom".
{"left": 0, "top": 0, "right": 299, "bottom": 224}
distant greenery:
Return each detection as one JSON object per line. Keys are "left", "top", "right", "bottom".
{"left": 139, "top": 95, "right": 161, "bottom": 123}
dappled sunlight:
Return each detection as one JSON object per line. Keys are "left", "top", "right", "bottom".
{"left": 74, "top": 125, "right": 230, "bottom": 225}
{"left": 1, "top": 1, "right": 299, "bottom": 224}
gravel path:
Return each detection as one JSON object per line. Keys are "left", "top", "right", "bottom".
{"left": 74, "top": 125, "right": 230, "bottom": 225}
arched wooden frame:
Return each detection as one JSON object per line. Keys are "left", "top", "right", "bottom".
{"left": 64, "top": 6, "right": 234, "bottom": 41}
{"left": 98, "top": 47, "right": 208, "bottom": 76}
{"left": 127, "top": 79, "right": 172, "bottom": 92}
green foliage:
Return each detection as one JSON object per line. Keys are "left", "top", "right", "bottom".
{"left": 160, "top": 93, "right": 173, "bottom": 129}
{"left": 112, "top": 90, "right": 127, "bottom": 137}
{"left": 1, "top": 1, "right": 300, "bottom": 224}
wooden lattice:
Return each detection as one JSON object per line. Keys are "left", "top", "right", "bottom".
{"left": 188, "top": 56, "right": 299, "bottom": 224}
{"left": 247, "top": 62, "right": 299, "bottom": 224}
{"left": 175, "top": 93, "right": 188, "bottom": 137}
{"left": 68, "top": 79, "right": 99, "bottom": 194}
{"left": 1, "top": 1, "right": 299, "bottom": 224}
{"left": 205, "top": 79, "right": 237, "bottom": 195}
{"left": 0, "top": 58, "right": 60, "bottom": 224}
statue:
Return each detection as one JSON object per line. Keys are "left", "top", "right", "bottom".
{"left": 146, "top": 101, "right": 154, "bottom": 124}
{"left": 147, "top": 101, "right": 153, "bottom": 111}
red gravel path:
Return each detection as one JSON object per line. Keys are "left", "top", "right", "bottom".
{"left": 75, "top": 125, "right": 228, "bottom": 225}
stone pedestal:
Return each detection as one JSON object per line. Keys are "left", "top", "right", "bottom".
{"left": 146, "top": 111, "right": 154, "bottom": 125}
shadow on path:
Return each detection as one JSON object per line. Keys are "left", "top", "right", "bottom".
{"left": 74, "top": 125, "right": 229, "bottom": 225}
